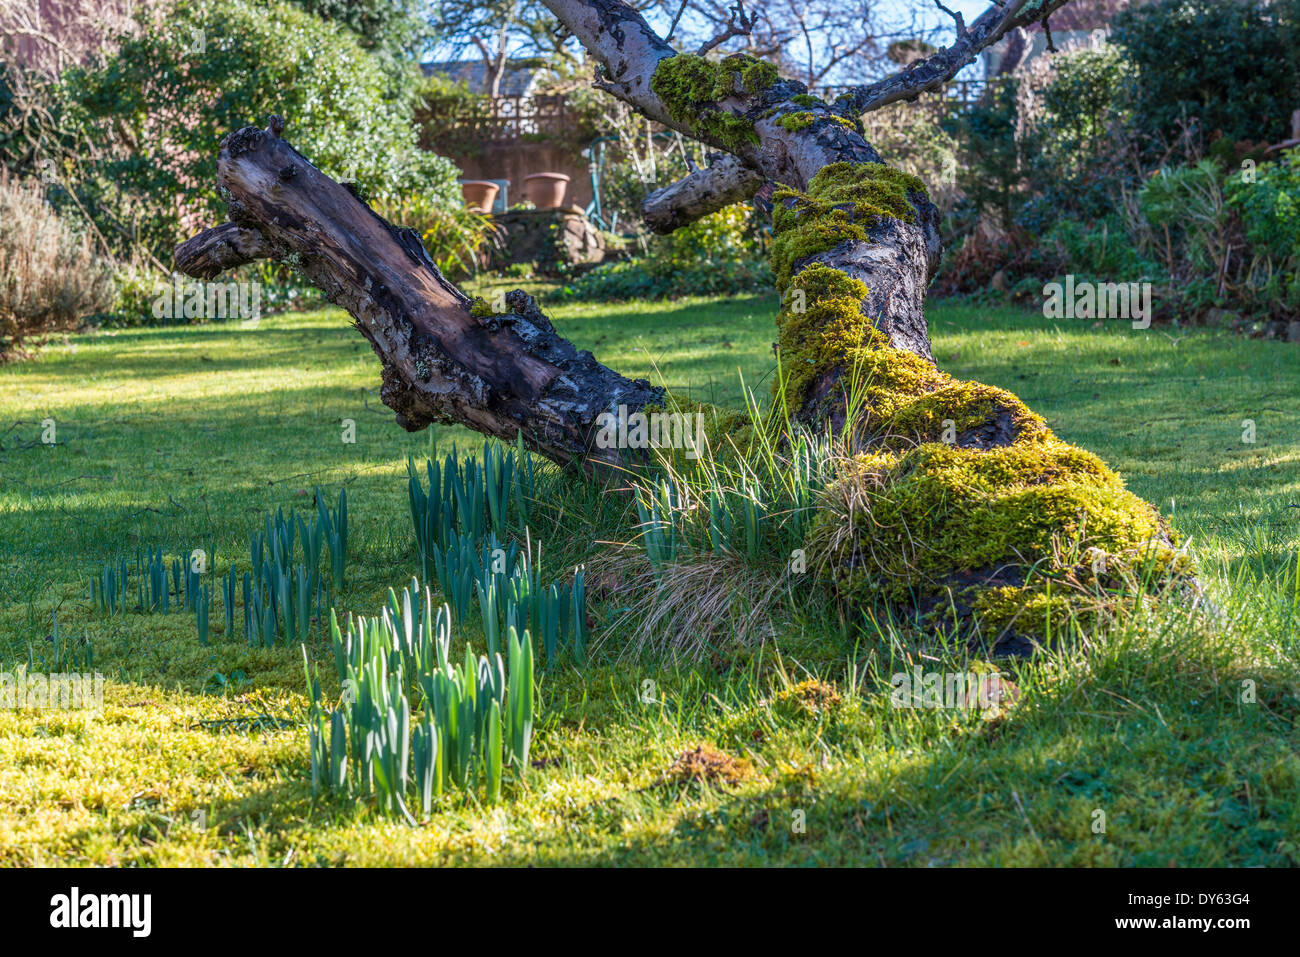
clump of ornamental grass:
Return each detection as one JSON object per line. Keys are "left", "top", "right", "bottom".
{"left": 596, "top": 378, "right": 842, "bottom": 661}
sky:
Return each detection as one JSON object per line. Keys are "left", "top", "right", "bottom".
{"left": 432, "top": 0, "right": 1009, "bottom": 84}
{"left": 638, "top": 0, "right": 1004, "bottom": 83}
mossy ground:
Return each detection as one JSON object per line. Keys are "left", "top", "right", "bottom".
{"left": 1, "top": 284, "right": 1299, "bottom": 865}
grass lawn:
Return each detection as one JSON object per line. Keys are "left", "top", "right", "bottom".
{"left": 1, "top": 281, "right": 1298, "bottom": 866}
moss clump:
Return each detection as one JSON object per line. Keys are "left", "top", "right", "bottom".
{"left": 662, "top": 745, "right": 751, "bottom": 787}
{"left": 883, "top": 381, "right": 1047, "bottom": 448}
{"left": 810, "top": 431, "right": 1178, "bottom": 621}
{"left": 777, "top": 111, "right": 817, "bottom": 133}
{"left": 775, "top": 110, "right": 859, "bottom": 134}
{"left": 769, "top": 162, "right": 927, "bottom": 291}
{"left": 650, "top": 53, "right": 779, "bottom": 152}
{"left": 468, "top": 296, "right": 504, "bottom": 319}
{"left": 773, "top": 679, "right": 843, "bottom": 717}
{"left": 965, "top": 535, "right": 1194, "bottom": 640}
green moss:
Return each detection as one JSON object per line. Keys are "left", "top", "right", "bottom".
{"left": 734, "top": 55, "right": 780, "bottom": 94}
{"left": 812, "top": 437, "right": 1171, "bottom": 606}
{"left": 778, "top": 276, "right": 1190, "bottom": 637}
{"left": 768, "top": 162, "right": 927, "bottom": 291}
{"left": 777, "top": 111, "right": 817, "bottom": 133}
{"left": 468, "top": 297, "right": 502, "bottom": 319}
{"left": 791, "top": 94, "right": 824, "bottom": 109}
{"left": 775, "top": 111, "right": 859, "bottom": 134}
{"left": 882, "top": 381, "right": 1047, "bottom": 447}
{"left": 968, "top": 584, "right": 1090, "bottom": 638}
{"left": 650, "top": 53, "right": 780, "bottom": 152}
{"left": 759, "top": 157, "right": 1183, "bottom": 644}
{"left": 770, "top": 212, "right": 869, "bottom": 291}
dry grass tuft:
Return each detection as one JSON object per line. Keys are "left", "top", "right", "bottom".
{"left": 587, "top": 548, "right": 787, "bottom": 661}
{"left": 661, "top": 745, "right": 751, "bottom": 787}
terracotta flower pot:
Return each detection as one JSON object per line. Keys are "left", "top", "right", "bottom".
{"left": 460, "top": 180, "right": 500, "bottom": 213}
{"left": 523, "top": 172, "right": 569, "bottom": 209}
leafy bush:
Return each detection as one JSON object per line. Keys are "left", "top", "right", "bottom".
{"left": 649, "top": 204, "right": 764, "bottom": 270}
{"left": 1226, "top": 148, "right": 1300, "bottom": 310}
{"left": 92, "top": 260, "right": 323, "bottom": 328}
{"left": 556, "top": 205, "right": 770, "bottom": 301}
{"left": 99, "top": 259, "right": 169, "bottom": 327}
{"left": 1227, "top": 149, "right": 1300, "bottom": 265}
{"left": 556, "top": 256, "right": 772, "bottom": 302}
{"left": 0, "top": 172, "right": 112, "bottom": 361}
{"left": 372, "top": 194, "right": 502, "bottom": 280}
{"left": 1044, "top": 216, "right": 1157, "bottom": 283}
{"left": 1113, "top": 0, "right": 1300, "bottom": 153}
{"left": 1036, "top": 46, "right": 1132, "bottom": 180}
{"left": 58, "top": 0, "right": 463, "bottom": 262}
{"left": 1139, "top": 160, "right": 1232, "bottom": 273}
{"left": 285, "top": 0, "right": 428, "bottom": 58}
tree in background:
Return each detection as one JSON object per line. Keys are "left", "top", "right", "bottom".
{"left": 428, "top": 0, "right": 572, "bottom": 97}
{"left": 659, "top": 0, "right": 933, "bottom": 91}
{"left": 56, "top": 0, "right": 460, "bottom": 263}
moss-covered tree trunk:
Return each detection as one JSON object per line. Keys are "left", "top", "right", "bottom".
{"left": 177, "top": 0, "right": 1190, "bottom": 651}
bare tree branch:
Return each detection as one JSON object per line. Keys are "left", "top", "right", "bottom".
{"left": 641, "top": 154, "right": 765, "bottom": 233}
{"left": 696, "top": 1, "right": 757, "bottom": 56}
{"left": 834, "top": 0, "right": 1077, "bottom": 116}
{"left": 665, "top": 0, "right": 689, "bottom": 43}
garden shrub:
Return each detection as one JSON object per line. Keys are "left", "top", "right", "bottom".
{"left": 1044, "top": 216, "right": 1157, "bottom": 283}
{"left": 0, "top": 172, "right": 113, "bottom": 360}
{"left": 556, "top": 205, "right": 771, "bottom": 301}
{"left": 554, "top": 256, "right": 773, "bottom": 302}
{"left": 58, "top": 0, "right": 462, "bottom": 262}
{"left": 1112, "top": 0, "right": 1300, "bottom": 153}
{"left": 1226, "top": 148, "right": 1300, "bottom": 311}
{"left": 372, "top": 194, "right": 502, "bottom": 280}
